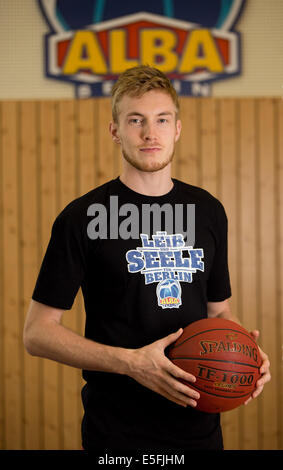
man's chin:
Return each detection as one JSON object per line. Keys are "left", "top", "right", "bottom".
{"left": 135, "top": 162, "right": 169, "bottom": 172}
{"left": 122, "top": 152, "right": 174, "bottom": 173}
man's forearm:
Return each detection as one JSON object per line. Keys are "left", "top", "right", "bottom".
{"left": 216, "top": 309, "right": 242, "bottom": 325}
{"left": 24, "top": 319, "right": 133, "bottom": 375}
{"left": 207, "top": 299, "right": 242, "bottom": 325}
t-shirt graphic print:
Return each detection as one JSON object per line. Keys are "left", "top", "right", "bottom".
{"left": 126, "top": 231, "right": 205, "bottom": 309}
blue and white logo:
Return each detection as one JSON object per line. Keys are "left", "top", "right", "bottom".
{"left": 126, "top": 231, "right": 204, "bottom": 309}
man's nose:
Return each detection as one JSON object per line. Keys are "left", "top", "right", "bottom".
{"left": 141, "top": 122, "right": 157, "bottom": 141}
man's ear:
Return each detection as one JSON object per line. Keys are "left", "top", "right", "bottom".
{"left": 175, "top": 119, "right": 182, "bottom": 143}
{"left": 109, "top": 121, "right": 121, "bottom": 144}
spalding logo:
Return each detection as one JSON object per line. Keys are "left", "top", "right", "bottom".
{"left": 199, "top": 339, "right": 258, "bottom": 363}
{"left": 38, "top": 0, "right": 246, "bottom": 97}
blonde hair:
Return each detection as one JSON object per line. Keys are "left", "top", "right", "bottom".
{"left": 111, "top": 65, "right": 180, "bottom": 123}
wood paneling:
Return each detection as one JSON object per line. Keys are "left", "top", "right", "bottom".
{"left": 1, "top": 102, "right": 22, "bottom": 449}
{"left": 38, "top": 101, "right": 60, "bottom": 450}
{"left": 238, "top": 99, "right": 259, "bottom": 449}
{"left": 21, "top": 101, "right": 41, "bottom": 450}
{"left": 218, "top": 99, "right": 240, "bottom": 449}
{"left": 0, "top": 97, "right": 282, "bottom": 450}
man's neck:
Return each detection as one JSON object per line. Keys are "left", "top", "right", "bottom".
{"left": 119, "top": 165, "right": 173, "bottom": 196}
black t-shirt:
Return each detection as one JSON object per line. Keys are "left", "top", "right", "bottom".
{"left": 32, "top": 177, "right": 231, "bottom": 450}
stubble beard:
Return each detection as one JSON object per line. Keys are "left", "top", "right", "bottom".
{"left": 122, "top": 147, "right": 175, "bottom": 173}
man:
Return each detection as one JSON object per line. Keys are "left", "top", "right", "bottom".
{"left": 23, "top": 66, "right": 270, "bottom": 450}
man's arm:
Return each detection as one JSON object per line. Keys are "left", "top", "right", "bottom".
{"left": 23, "top": 300, "right": 199, "bottom": 408}
{"left": 23, "top": 300, "right": 134, "bottom": 374}
{"left": 207, "top": 298, "right": 240, "bottom": 323}
{"left": 207, "top": 299, "right": 271, "bottom": 402}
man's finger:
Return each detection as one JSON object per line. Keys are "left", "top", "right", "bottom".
{"left": 159, "top": 372, "right": 200, "bottom": 407}
{"left": 159, "top": 328, "right": 183, "bottom": 349}
{"left": 166, "top": 359, "right": 196, "bottom": 383}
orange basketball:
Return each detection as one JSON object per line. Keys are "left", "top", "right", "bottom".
{"left": 168, "top": 318, "right": 262, "bottom": 413}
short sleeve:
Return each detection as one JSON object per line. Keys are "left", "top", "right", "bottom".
{"left": 206, "top": 201, "right": 232, "bottom": 302}
{"left": 32, "top": 208, "right": 88, "bottom": 310}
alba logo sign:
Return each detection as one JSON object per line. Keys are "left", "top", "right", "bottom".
{"left": 38, "top": 0, "right": 246, "bottom": 97}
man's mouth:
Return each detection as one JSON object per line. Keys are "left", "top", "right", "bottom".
{"left": 139, "top": 147, "right": 161, "bottom": 153}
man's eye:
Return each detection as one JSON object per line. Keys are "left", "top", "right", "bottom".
{"left": 158, "top": 118, "right": 167, "bottom": 124}
{"left": 129, "top": 118, "right": 142, "bottom": 125}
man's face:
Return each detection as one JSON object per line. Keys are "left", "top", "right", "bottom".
{"left": 110, "top": 90, "right": 181, "bottom": 173}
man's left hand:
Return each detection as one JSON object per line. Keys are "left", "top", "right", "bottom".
{"left": 244, "top": 330, "right": 271, "bottom": 405}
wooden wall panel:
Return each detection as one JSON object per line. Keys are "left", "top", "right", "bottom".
{"left": 200, "top": 99, "right": 218, "bottom": 196}
{"left": 218, "top": 98, "right": 240, "bottom": 449}
{"left": 1, "top": 102, "right": 22, "bottom": 449}
{"left": 58, "top": 100, "right": 80, "bottom": 450}
{"left": 238, "top": 99, "right": 260, "bottom": 449}
{"left": 0, "top": 97, "right": 282, "bottom": 450}
{"left": 257, "top": 99, "right": 277, "bottom": 449}
{"left": 77, "top": 99, "right": 96, "bottom": 194}
{"left": 97, "top": 98, "right": 118, "bottom": 185}
{"left": 174, "top": 98, "right": 200, "bottom": 186}
{"left": 39, "top": 101, "right": 60, "bottom": 450}
{"left": 20, "top": 101, "right": 41, "bottom": 450}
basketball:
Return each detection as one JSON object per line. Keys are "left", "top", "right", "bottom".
{"left": 168, "top": 318, "right": 262, "bottom": 413}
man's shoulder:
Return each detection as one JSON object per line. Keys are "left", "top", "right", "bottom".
{"left": 175, "top": 179, "right": 224, "bottom": 207}
{"left": 55, "top": 179, "right": 116, "bottom": 224}
{"left": 61, "top": 179, "right": 116, "bottom": 211}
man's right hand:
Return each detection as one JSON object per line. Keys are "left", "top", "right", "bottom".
{"left": 127, "top": 328, "right": 200, "bottom": 408}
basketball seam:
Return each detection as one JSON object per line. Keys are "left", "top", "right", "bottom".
{"left": 178, "top": 361, "right": 258, "bottom": 375}
{"left": 170, "top": 356, "right": 261, "bottom": 369}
